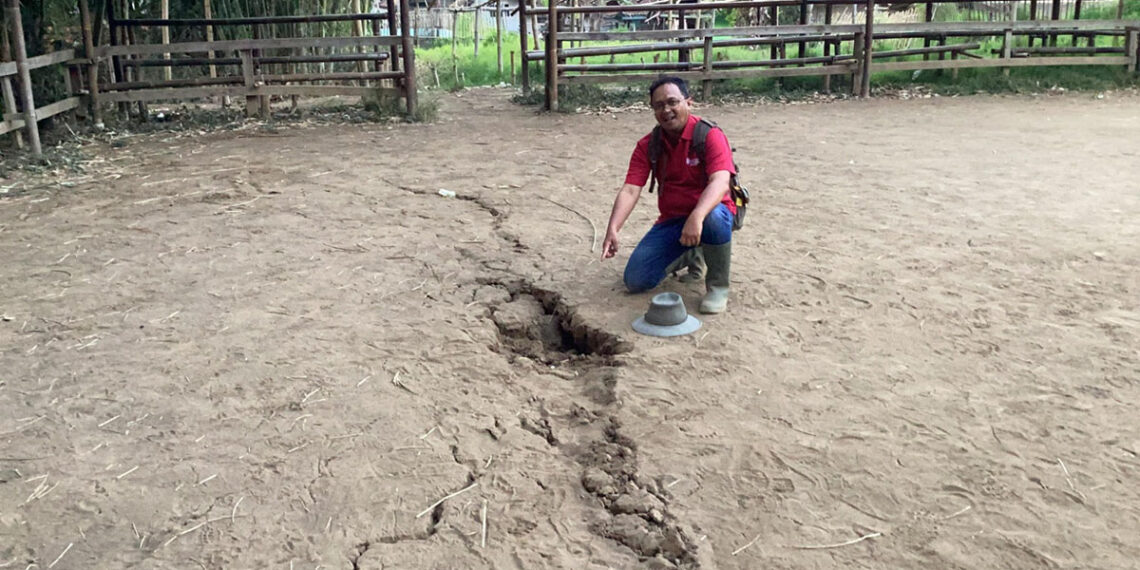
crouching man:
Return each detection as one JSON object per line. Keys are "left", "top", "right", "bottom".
{"left": 600, "top": 76, "right": 736, "bottom": 314}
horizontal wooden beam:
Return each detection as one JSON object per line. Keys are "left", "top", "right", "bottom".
{"left": 257, "top": 85, "right": 401, "bottom": 97}
{"left": 114, "top": 13, "right": 387, "bottom": 26}
{"left": 558, "top": 0, "right": 990, "bottom": 15}
{"left": 103, "top": 76, "right": 241, "bottom": 91}
{"left": 259, "top": 71, "right": 404, "bottom": 82}
{"left": 27, "top": 49, "right": 78, "bottom": 71}
{"left": 100, "top": 86, "right": 245, "bottom": 102}
{"left": 561, "top": 0, "right": 823, "bottom": 14}
{"left": 871, "top": 55, "right": 1131, "bottom": 72}
{"left": 556, "top": 19, "right": 1139, "bottom": 42}
{"left": 872, "top": 42, "right": 980, "bottom": 58}
{"left": 560, "top": 64, "right": 856, "bottom": 85}
{"left": 121, "top": 52, "right": 391, "bottom": 67}
{"left": 1011, "top": 46, "right": 1125, "bottom": 55}
{"left": 558, "top": 25, "right": 862, "bottom": 41}
{"left": 0, "top": 49, "right": 79, "bottom": 77}
{"left": 1, "top": 96, "right": 81, "bottom": 123}
{"left": 0, "top": 116, "right": 25, "bottom": 135}
{"left": 526, "top": 33, "right": 859, "bottom": 61}
{"left": 34, "top": 96, "right": 81, "bottom": 121}
{"left": 99, "top": 84, "right": 402, "bottom": 103}
{"left": 97, "top": 35, "right": 400, "bottom": 58}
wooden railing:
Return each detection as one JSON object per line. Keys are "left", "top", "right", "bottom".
{"left": 532, "top": 0, "right": 1140, "bottom": 110}
{"left": 0, "top": 49, "right": 84, "bottom": 141}
{"left": 2, "top": 0, "right": 418, "bottom": 158}
{"left": 94, "top": 35, "right": 411, "bottom": 117}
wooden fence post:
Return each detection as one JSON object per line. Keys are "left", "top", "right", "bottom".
{"left": 0, "top": 22, "right": 23, "bottom": 148}
{"left": 852, "top": 31, "right": 864, "bottom": 95}
{"left": 161, "top": 0, "right": 171, "bottom": 81}
{"left": 1049, "top": 0, "right": 1060, "bottom": 46}
{"left": 474, "top": 4, "right": 481, "bottom": 57}
{"left": 5, "top": 0, "right": 41, "bottom": 156}
{"left": 702, "top": 34, "right": 713, "bottom": 101}
{"left": 78, "top": 0, "right": 102, "bottom": 128}
{"left": 860, "top": 0, "right": 873, "bottom": 98}
{"left": 798, "top": 0, "right": 808, "bottom": 63}
{"left": 106, "top": 0, "right": 128, "bottom": 115}
{"left": 520, "top": 0, "right": 529, "bottom": 91}
{"left": 1126, "top": 28, "right": 1138, "bottom": 73}
{"left": 822, "top": 3, "right": 833, "bottom": 93}
{"left": 240, "top": 48, "right": 259, "bottom": 117}
{"left": 923, "top": 1, "right": 933, "bottom": 58}
{"left": 496, "top": 0, "right": 503, "bottom": 75}
{"left": 387, "top": 0, "right": 399, "bottom": 77}
{"left": 1002, "top": 28, "right": 1013, "bottom": 77}
{"left": 545, "top": 0, "right": 558, "bottom": 111}
{"left": 399, "top": 0, "right": 416, "bottom": 117}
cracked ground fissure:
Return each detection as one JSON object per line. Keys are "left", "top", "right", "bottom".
{"left": 354, "top": 182, "right": 713, "bottom": 569}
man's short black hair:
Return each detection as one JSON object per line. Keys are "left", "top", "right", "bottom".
{"left": 648, "top": 76, "right": 690, "bottom": 99}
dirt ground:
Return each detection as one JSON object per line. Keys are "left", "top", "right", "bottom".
{"left": 2, "top": 88, "right": 1138, "bottom": 570}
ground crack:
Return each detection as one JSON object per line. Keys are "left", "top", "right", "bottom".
{"left": 581, "top": 417, "right": 705, "bottom": 568}
{"left": 349, "top": 541, "right": 370, "bottom": 570}
{"left": 482, "top": 278, "right": 631, "bottom": 361}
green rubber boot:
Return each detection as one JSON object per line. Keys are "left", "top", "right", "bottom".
{"left": 699, "top": 242, "right": 731, "bottom": 314}
{"left": 664, "top": 247, "right": 706, "bottom": 283}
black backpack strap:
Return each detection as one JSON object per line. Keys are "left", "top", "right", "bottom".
{"left": 693, "top": 117, "right": 740, "bottom": 172}
{"left": 692, "top": 118, "right": 716, "bottom": 160}
{"left": 647, "top": 126, "right": 662, "bottom": 194}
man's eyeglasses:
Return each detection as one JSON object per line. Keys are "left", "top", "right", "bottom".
{"left": 651, "top": 98, "right": 685, "bottom": 112}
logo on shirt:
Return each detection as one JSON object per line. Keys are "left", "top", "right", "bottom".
{"left": 686, "top": 157, "right": 701, "bottom": 167}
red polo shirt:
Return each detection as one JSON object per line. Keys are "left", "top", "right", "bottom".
{"left": 624, "top": 114, "right": 737, "bottom": 224}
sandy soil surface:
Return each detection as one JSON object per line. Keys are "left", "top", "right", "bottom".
{"left": 2, "top": 89, "right": 1138, "bottom": 570}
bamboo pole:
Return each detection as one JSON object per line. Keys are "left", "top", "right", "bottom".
{"left": 520, "top": 0, "right": 529, "bottom": 90}
{"left": 530, "top": 5, "right": 539, "bottom": 51}
{"left": 162, "top": 0, "right": 171, "bottom": 80}
{"left": 860, "top": 0, "right": 872, "bottom": 97}
{"left": 1072, "top": 0, "right": 1083, "bottom": 45}
{"left": 798, "top": 0, "right": 808, "bottom": 61}
{"left": 1049, "top": 0, "right": 1060, "bottom": 46}
{"left": 241, "top": 48, "right": 259, "bottom": 116}
{"left": 701, "top": 34, "right": 713, "bottom": 100}
{"left": 496, "top": 0, "right": 503, "bottom": 76}
{"left": 106, "top": 0, "right": 128, "bottom": 114}
{"left": 768, "top": 5, "right": 777, "bottom": 59}
{"left": 123, "top": 0, "right": 147, "bottom": 119}
{"left": 546, "top": 0, "right": 558, "bottom": 111}
{"left": 474, "top": 5, "right": 481, "bottom": 56}
{"left": 923, "top": 1, "right": 933, "bottom": 58}
{"left": 352, "top": 0, "right": 366, "bottom": 75}
{"left": 5, "top": 0, "right": 41, "bottom": 156}
{"left": 1126, "top": 28, "right": 1137, "bottom": 72}
{"left": 0, "top": 24, "right": 23, "bottom": 148}
{"left": 1028, "top": 0, "right": 1038, "bottom": 46}
{"left": 1114, "top": 0, "right": 1124, "bottom": 46}
{"left": 399, "top": 0, "right": 416, "bottom": 116}
{"left": 387, "top": 0, "right": 399, "bottom": 76}
{"left": 78, "top": 0, "right": 102, "bottom": 127}
{"left": 204, "top": 0, "right": 217, "bottom": 80}
{"left": 1002, "top": 28, "right": 1013, "bottom": 76}
{"left": 823, "top": 2, "right": 832, "bottom": 92}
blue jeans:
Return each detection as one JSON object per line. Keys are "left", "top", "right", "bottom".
{"left": 624, "top": 204, "right": 733, "bottom": 293}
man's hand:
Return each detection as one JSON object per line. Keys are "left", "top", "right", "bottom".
{"left": 601, "top": 230, "right": 620, "bottom": 260}
{"left": 680, "top": 214, "right": 703, "bottom": 247}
